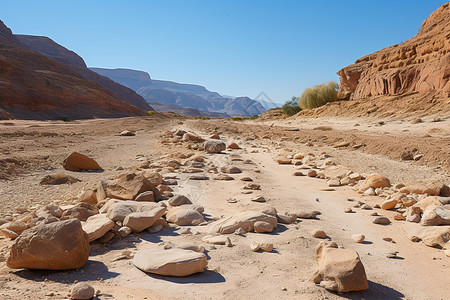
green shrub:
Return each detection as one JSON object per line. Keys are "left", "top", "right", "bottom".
{"left": 231, "top": 117, "right": 248, "bottom": 121}
{"left": 298, "top": 81, "right": 338, "bottom": 109}
{"left": 282, "top": 97, "right": 302, "bottom": 116}
{"left": 249, "top": 114, "right": 259, "bottom": 120}
{"left": 191, "top": 116, "right": 210, "bottom": 120}
{"left": 148, "top": 110, "right": 157, "bottom": 115}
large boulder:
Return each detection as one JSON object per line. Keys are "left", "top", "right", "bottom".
{"left": 204, "top": 140, "right": 226, "bottom": 153}
{"left": 7, "top": 219, "right": 89, "bottom": 270}
{"left": 97, "top": 172, "right": 161, "bottom": 201}
{"left": 208, "top": 211, "right": 277, "bottom": 234}
{"left": 168, "top": 195, "right": 192, "bottom": 206}
{"left": 81, "top": 214, "right": 115, "bottom": 242}
{"left": 358, "top": 174, "right": 391, "bottom": 191}
{"left": 63, "top": 152, "right": 102, "bottom": 172}
{"left": 123, "top": 207, "right": 167, "bottom": 232}
{"left": 133, "top": 248, "right": 207, "bottom": 276}
{"left": 311, "top": 241, "right": 368, "bottom": 293}
{"left": 166, "top": 208, "right": 204, "bottom": 226}
{"left": 421, "top": 205, "right": 450, "bottom": 226}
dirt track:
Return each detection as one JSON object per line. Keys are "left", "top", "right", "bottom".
{"left": 0, "top": 115, "right": 449, "bottom": 300}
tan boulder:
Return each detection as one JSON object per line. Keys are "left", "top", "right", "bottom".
{"left": 168, "top": 195, "right": 192, "bottom": 206}
{"left": 61, "top": 202, "right": 99, "bottom": 222}
{"left": 359, "top": 174, "right": 391, "bottom": 192}
{"left": 71, "top": 282, "right": 95, "bottom": 300}
{"left": 98, "top": 172, "right": 161, "bottom": 201}
{"left": 123, "top": 206, "right": 167, "bottom": 232}
{"left": 63, "top": 152, "right": 102, "bottom": 172}
{"left": 0, "top": 221, "right": 29, "bottom": 235}
{"left": 106, "top": 201, "right": 165, "bottom": 222}
{"left": 81, "top": 214, "right": 115, "bottom": 242}
{"left": 166, "top": 208, "right": 204, "bottom": 226}
{"left": 7, "top": 219, "right": 89, "bottom": 270}
{"left": 133, "top": 248, "right": 207, "bottom": 276}
{"left": 381, "top": 199, "right": 398, "bottom": 210}
{"left": 208, "top": 211, "right": 277, "bottom": 234}
{"left": 204, "top": 140, "right": 226, "bottom": 153}
{"left": 78, "top": 190, "right": 97, "bottom": 205}
{"left": 311, "top": 241, "right": 368, "bottom": 293}
{"left": 254, "top": 221, "right": 274, "bottom": 233}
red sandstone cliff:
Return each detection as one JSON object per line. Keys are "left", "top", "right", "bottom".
{"left": 337, "top": 2, "right": 450, "bottom": 101}
{"left": 0, "top": 20, "right": 148, "bottom": 120}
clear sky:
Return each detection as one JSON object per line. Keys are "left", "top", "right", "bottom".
{"left": 1, "top": 1, "right": 447, "bottom": 104}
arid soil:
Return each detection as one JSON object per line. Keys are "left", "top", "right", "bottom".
{"left": 0, "top": 114, "right": 449, "bottom": 300}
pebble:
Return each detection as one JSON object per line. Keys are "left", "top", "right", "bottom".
{"left": 352, "top": 234, "right": 365, "bottom": 243}
{"left": 373, "top": 216, "right": 391, "bottom": 225}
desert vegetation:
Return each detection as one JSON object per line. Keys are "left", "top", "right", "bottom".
{"left": 298, "top": 81, "right": 338, "bottom": 109}
{"left": 281, "top": 96, "right": 302, "bottom": 116}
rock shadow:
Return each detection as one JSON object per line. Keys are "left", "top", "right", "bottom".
{"left": 145, "top": 270, "right": 226, "bottom": 284}
{"left": 337, "top": 280, "right": 405, "bottom": 300}
{"left": 12, "top": 260, "right": 120, "bottom": 283}
{"left": 139, "top": 226, "right": 180, "bottom": 243}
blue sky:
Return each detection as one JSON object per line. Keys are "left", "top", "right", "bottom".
{"left": 1, "top": 1, "right": 446, "bottom": 104}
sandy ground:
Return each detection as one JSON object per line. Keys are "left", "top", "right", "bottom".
{"left": 0, "top": 115, "right": 449, "bottom": 300}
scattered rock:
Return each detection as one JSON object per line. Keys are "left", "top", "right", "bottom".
{"left": 71, "top": 282, "right": 95, "bottom": 300}
{"left": 243, "top": 183, "right": 260, "bottom": 190}
{"left": 202, "top": 235, "right": 230, "bottom": 245}
{"left": 40, "top": 173, "right": 80, "bottom": 185}
{"left": 221, "top": 166, "right": 242, "bottom": 174}
{"left": 227, "top": 142, "right": 241, "bottom": 149}
{"left": 296, "top": 211, "right": 320, "bottom": 219}
{"left": 204, "top": 140, "right": 226, "bottom": 153}
{"left": 82, "top": 214, "right": 115, "bottom": 242}
{"left": 63, "top": 152, "right": 102, "bottom": 172}
{"left": 381, "top": 199, "right": 398, "bottom": 210}
{"left": 123, "top": 206, "right": 167, "bottom": 232}
{"left": 421, "top": 205, "right": 450, "bottom": 226}
{"left": 119, "top": 130, "right": 135, "bottom": 136}
{"left": 359, "top": 174, "right": 391, "bottom": 191}
{"left": 133, "top": 248, "right": 207, "bottom": 276}
{"left": 209, "top": 211, "right": 277, "bottom": 234}
{"left": 373, "top": 216, "right": 391, "bottom": 225}
{"left": 311, "top": 241, "right": 368, "bottom": 292}
{"left": 307, "top": 170, "right": 317, "bottom": 177}
{"left": 386, "top": 251, "right": 399, "bottom": 259}
{"left": 250, "top": 243, "right": 273, "bottom": 252}
{"left": 168, "top": 195, "right": 192, "bottom": 206}
{"left": 135, "top": 191, "right": 155, "bottom": 202}
{"left": 312, "top": 229, "right": 327, "bottom": 238}
{"left": 251, "top": 196, "right": 266, "bottom": 203}
{"left": 352, "top": 234, "right": 365, "bottom": 243}
{"left": 98, "top": 172, "right": 161, "bottom": 201}
{"left": 118, "top": 226, "right": 131, "bottom": 237}
{"left": 254, "top": 221, "right": 274, "bottom": 233}
{"left": 166, "top": 208, "right": 204, "bottom": 226}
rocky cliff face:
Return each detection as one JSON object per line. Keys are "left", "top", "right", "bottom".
{"left": 0, "top": 20, "right": 149, "bottom": 120}
{"left": 17, "top": 35, "right": 152, "bottom": 111}
{"left": 337, "top": 2, "right": 450, "bottom": 100}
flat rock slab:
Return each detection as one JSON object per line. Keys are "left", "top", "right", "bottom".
{"left": 82, "top": 214, "right": 114, "bottom": 242}
{"left": 133, "top": 248, "right": 207, "bottom": 276}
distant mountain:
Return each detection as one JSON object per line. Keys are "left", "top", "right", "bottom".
{"left": 0, "top": 20, "right": 148, "bottom": 120}
{"left": 16, "top": 35, "right": 152, "bottom": 111}
{"left": 90, "top": 68, "right": 267, "bottom": 117}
